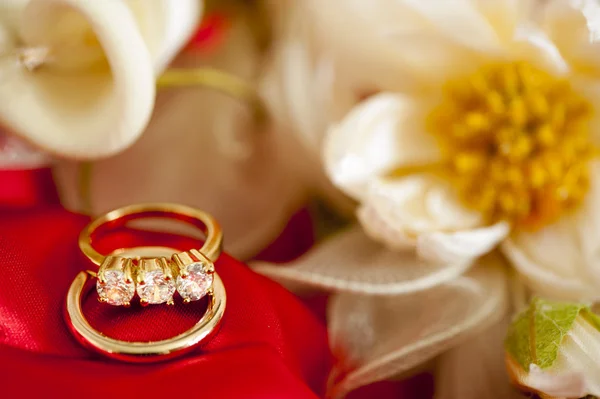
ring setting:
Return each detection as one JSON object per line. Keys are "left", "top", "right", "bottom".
{"left": 96, "top": 250, "right": 216, "bottom": 307}
{"left": 136, "top": 257, "right": 176, "bottom": 306}
{"left": 96, "top": 257, "right": 135, "bottom": 306}
{"left": 65, "top": 203, "right": 227, "bottom": 362}
{"left": 173, "top": 250, "right": 214, "bottom": 303}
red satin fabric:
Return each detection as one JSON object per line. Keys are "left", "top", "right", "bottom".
{"left": 0, "top": 169, "right": 429, "bottom": 398}
{"left": 0, "top": 168, "right": 59, "bottom": 208}
{"left": 0, "top": 206, "right": 331, "bottom": 398}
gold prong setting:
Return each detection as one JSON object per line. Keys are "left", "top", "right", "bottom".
{"left": 96, "top": 256, "right": 136, "bottom": 306}
{"left": 136, "top": 258, "right": 176, "bottom": 305}
{"left": 95, "top": 252, "right": 214, "bottom": 307}
{"left": 174, "top": 251, "right": 215, "bottom": 303}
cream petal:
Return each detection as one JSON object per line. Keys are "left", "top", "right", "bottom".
{"left": 357, "top": 176, "right": 505, "bottom": 263}
{"left": 575, "top": 161, "right": 600, "bottom": 284}
{"left": 357, "top": 204, "right": 419, "bottom": 253}
{"left": 251, "top": 227, "right": 472, "bottom": 295}
{"left": 510, "top": 22, "right": 569, "bottom": 75}
{"left": 503, "top": 239, "right": 595, "bottom": 301}
{"left": 326, "top": 258, "right": 508, "bottom": 399}
{"left": 125, "top": 0, "right": 202, "bottom": 73}
{"left": 305, "top": 0, "right": 497, "bottom": 91}
{"left": 395, "top": 0, "right": 503, "bottom": 53}
{"left": 364, "top": 176, "right": 481, "bottom": 232}
{"left": 542, "top": 0, "right": 600, "bottom": 78}
{"left": 504, "top": 162, "right": 600, "bottom": 302}
{"left": 323, "top": 94, "right": 440, "bottom": 201}
{"left": 316, "top": 0, "right": 504, "bottom": 52}
{"left": 475, "top": 0, "right": 538, "bottom": 44}
{"left": 301, "top": 0, "right": 423, "bottom": 92}
{"left": 0, "top": 0, "right": 28, "bottom": 31}
{"left": 417, "top": 222, "right": 510, "bottom": 264}
{"left": 0, "top": 0, "right": 155, "bottom": 158}
{"left": 523, "top": 364, "right": 588, "bottom": 398}
{"left": 383, "top": 30, "right": 491, "bottom": 87}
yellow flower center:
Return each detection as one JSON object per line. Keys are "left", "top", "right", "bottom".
{"left": 428, "top": 62, "right": 596, "bottom": 230}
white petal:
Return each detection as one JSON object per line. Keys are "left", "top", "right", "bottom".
{"left": 504, "top": 162, "right": 600, "bottom": 302}
{"left": 417, "top": 222, "right": 510, "bottom": 264}
{"left": 542, "top": 0, "right": 600, "bottom": 77}
{"left": 304, "top": 0, "right": 496, "bottom": 91}
{"left": 364, "top": 176, "right": 481, "bottom": 232}
{"left": 0, "top": 0, "right": 155, "bottom": 158}
{"left": 357, "top": 176, "right": 506, "bottom": 263}
{"left": 475, "top": 0, "right": 538, "bottom": 44}
{"left": 510, "top": 22, "right": 569, "bottom": 75}
{"left": 559, "top": 317, "right": 600, "bottom": 395}
{"left": 523, "top": 364, "right": 588, "bottom": 398}
{"left": 315, "top": 0, "right": 503, "bottom": 53}
{"left": 384, "top": 30, "right": 490, "bottom": 86}
{"left": 125, "top": 0, "right": 203, "bottom": 73}
{"left": 323, "top": 94, "right": 440, "bottom": 201}
{"left": 575, "top": 162, "right": 600, "bottom": 283}
{"left": 503, "top": 238, "right": 595, "bottom": 301}
{"left": 327, "top": 258, "right": 508, "bottom": 399}
{"left": 394, "top": 0, "right": 503, "bottom": 53}
{"left": 251, "top": 227, "right": 473, "bottom": 295}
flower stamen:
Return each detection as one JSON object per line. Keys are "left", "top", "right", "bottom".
{"left": 427, "top": 62, "right": 597, "bottom": 230}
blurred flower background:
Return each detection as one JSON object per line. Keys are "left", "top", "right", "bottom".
{"left": 4, "top": 0, "right": 600, "bottom": 398}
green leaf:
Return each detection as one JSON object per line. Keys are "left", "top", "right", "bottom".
{"left": 505, "top": 297, "right": 589, "bottom": 370}
{"left": 505, "top": 304, "right": 533, "bottom": 369}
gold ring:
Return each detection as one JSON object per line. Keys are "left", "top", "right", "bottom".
{"left": 65, "top": 203, "right": 226, "bottom": 362}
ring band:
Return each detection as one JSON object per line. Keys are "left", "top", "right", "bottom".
{"left": 65, "top": 203, "right": 226, "bottom": 362}
{"left": 78, "top": 203, "right": 223, "bottom": 265}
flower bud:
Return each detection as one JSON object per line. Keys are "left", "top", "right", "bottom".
{"left": 505, "top": 298, "right": 600, "bottom": 398}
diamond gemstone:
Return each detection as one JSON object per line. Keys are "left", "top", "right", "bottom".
{"left": 176, "top": 262, "right": 213, "bottom": 301}
{"left": 137, "top": 270, "right": 176, "bottom": 304}
{"left": 97, "top": 270, "right": 135, "bottom": 306}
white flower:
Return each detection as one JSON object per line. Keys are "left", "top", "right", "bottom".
{"left": 308, "top": 0, "right": 600, "bottom": 303}
{"left": 0, "top": 0, "right": 202, "bottom": 159}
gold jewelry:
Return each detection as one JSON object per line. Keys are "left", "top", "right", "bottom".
{"left": 65, "top": 203, "right": 226, "bottom": 362}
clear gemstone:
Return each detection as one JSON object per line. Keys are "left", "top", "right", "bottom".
{"left": 97, "top": 270, "right": 135, "bottom": 306}
{"left": 176, "top": 262, "right": 213, "bottom": 301}
{"left": 137, "top": 270, "right": 176, "bottom": 304}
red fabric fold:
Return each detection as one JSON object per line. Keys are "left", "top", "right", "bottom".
{"left": 0, "top": 170, "right": 426, "bottom": 398}
{"left": 0, "top": 206, "right": 331, "bottom": 398}
{"left": 0, "top": 168, "right": 59, "bottom": 208}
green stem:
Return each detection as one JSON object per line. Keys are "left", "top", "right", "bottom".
{"left": 157, "top": 68, "right": 266, "bottom": 124}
